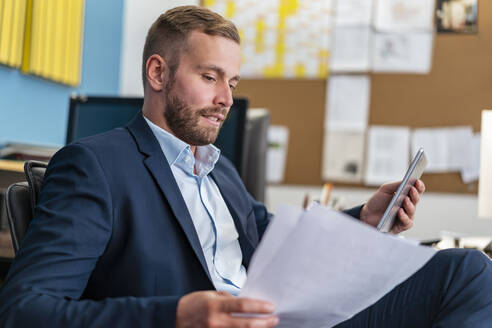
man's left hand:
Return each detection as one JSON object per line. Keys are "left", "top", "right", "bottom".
{"left": 360, "top": 180, "right": 425, "bottom": 234}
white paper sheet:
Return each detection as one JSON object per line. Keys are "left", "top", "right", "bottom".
{"left": 335, "top": 0, "right": 374, "bottom": 26}
{"left": 411, "top": 128, "right": 449, "bottom": 173}
{"left": 374, "top": 0, "right": 435, "bottom": 32}
{"left": 411, "top": 126, "right": 474, "bottom": 173}
{"left": 241, "top": 204, "right": 436, "bottom": 328}
{"left": 364, "top": 126, "right": 411, "bottom": 186}
{"left": 461, "top": 133, "right": 480, "bottom": 183}
{"left": 331, "top": 26, "right": 372, "bottom": 72}
{"left": 447, "top": 126, "right": 474, "bottom": 171}
{"left": 245, "top": 205, "right": 304, "bottom": 285}
{"left": 266, "top": 126, "right": 289, "bottom": 183}
{"left": 325, "top": 75, "right": 370, "bottom": 131}
{"left": 322, "top": 130, "right": 365, "bottom": 183}
{"left": 372, "top": 32, "right": 433, "bottom": 74}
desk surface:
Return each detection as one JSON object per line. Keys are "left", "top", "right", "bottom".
{"left": 0, "top": 160, "right": 24, "bottom": 173}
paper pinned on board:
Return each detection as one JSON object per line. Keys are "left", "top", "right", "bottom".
{"left": 461, "top": 133, "right": 480, "bottom": 184}
{"left": 364, "top": 126, "right": 411, "bottom": 186}
{"left": 325, "top": 75, "right": 371, "bottom": 131}
{"left": 411, "top": 128, "right": 449, "bottom": 173}
{"left": 241, "top": 204, "right": 436, "bottom": 328}
{"left": 448, "top": 126, "right": 475, "bottom": 171}
{"left": 411, "top": 126, "right": 474, "bottom": 174}
{"left": 322, "top": 130, "right": 365, "bottom": 183}
{"left": 331, "top": 1, "right": 374, "bottom": 73}
{"left": 372, "top": 32, "right": 434, "bottom": 74}
{"left": 335, "top": 0, "right": 374, "bottom": 26}
{"left": 266, "top": 126, "right": 289, "bottom": 183}
{"left": 374, "top": 0, "right": 435, "bottom": 32}
{"left": 331, "top": 26, "right": 372, "bottom": 73}
{"left": 205, "top": 0, "right": 334, "bottom": 78}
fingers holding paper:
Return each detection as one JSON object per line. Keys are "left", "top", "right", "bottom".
{"left": 175, "top": 291, "right": 279, "bottom": 328}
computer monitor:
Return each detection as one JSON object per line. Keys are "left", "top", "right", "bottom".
{"left": 66, "top": 95, "right": 248, "bottom": 175}
{"left": 213, "top": 98, "right": 248, "bottom": 174}
{"left": 241, "top": 109, "right": 270, "bottom": 202}
{"left": 66, "top": 95, "right": 143, "bottom": 145}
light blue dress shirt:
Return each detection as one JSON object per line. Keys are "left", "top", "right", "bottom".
{"left": 144, "top": 117, "right": 247, "bottom": 295}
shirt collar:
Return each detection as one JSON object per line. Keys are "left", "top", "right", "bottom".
{"left": 144, "top": 116, "right": 220, "bottom": 177}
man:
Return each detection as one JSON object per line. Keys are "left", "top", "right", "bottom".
{"left": 0, "top": 5, "right": 490, "bottom": 328}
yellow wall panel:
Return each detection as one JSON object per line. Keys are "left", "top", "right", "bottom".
{"left": 9, "top": 0, "right": 27, "bottom": 67}
{"left": 21, "top": 0, "right": 33, "bottom": 72}
{"left": 8, "top": 0, "right": 19, "bottom": 66}
{"left": 0, "top": 0, "right": 4, "bottom": 61}
{"left": 36, "top": 0, "right": 47, "bottom": 75}
{"left": 42, "top": 0, "right": 54, "bottom": 79}
{"left": 63, "top": 0, "right": 74, "bottom": 85}
{"left": 0, "top": 0, "right": 14, "bottom": 64}
{"left": 27, "top": 0, "right": 38, "bottom": 73}
{"left": 0, "top": 0, "right": 3, "bottom": 31}
{"left": 32, "top": 0, "right": 48, "bottom": 75}
{"left": 52, "top": 0, "right": 65, "bottom": 82}
{"left": 22, "top": 0, "right": 84, "bottom": 85}
{"left": 67, "top": 0, "right": 84, "bottom": 85}
{"left": 0, "top": 0, "right": 27, "bottom": 68}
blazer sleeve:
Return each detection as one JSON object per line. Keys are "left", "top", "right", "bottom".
{"left": 0, "top": 143, "right": 180, "bottom": 327}
{"left": 251, "top": 197, "right": 272, "bottom": 240}
{"left": 343, "top": 205, "right": 364, "bottom": 220}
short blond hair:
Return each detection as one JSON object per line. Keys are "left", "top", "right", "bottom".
{"left": 141, "top": 5, "right": 240, "bottom": 89}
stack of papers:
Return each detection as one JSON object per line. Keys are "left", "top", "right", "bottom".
{"left": 241, "top": 205, "right": 435, "bottom": 327}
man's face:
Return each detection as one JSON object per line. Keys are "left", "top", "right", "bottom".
{"left": 162, "top": 31, "right": 241, "bottom": 146}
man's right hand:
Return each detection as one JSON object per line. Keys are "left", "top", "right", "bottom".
{"left": 175, "top": 291, "right": 279, "bottom": 328}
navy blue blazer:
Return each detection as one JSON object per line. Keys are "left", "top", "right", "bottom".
{"left": 0, "top": 113, "right": 361, "bottom": 327}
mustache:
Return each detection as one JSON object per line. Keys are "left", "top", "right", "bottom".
{"left": 197, "top": 106, "right": 229, "bottom": 118}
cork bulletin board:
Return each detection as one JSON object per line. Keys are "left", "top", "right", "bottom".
{"left": 234, "top": 0, "right": 492, "bottom": 193}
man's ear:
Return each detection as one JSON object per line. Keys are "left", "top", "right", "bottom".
{"left": 145, "top": 54, "right": 168, "bottom": 91}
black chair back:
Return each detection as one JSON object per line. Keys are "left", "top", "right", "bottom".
{"left": 5, "top": 161, "right": 47, "bottom": 254}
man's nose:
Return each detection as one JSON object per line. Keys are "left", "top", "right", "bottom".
{"left": 214, "top": 81, "right": 233, "bottom": 108}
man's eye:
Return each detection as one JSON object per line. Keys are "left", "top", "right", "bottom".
{"left": 229, "top": 84, "right": 237, "bottom": 90}
{"left": 203, "top": 75, "right": 216, "bottom": 82}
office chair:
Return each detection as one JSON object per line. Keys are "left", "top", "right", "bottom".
{"left": 0, "top": 190, "right": 8, "bottom": 231}
{"left": 5, "top": 161, "right": 47, "bottom": 254}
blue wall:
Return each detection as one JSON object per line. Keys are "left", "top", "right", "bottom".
{"left": 0, "top": 0, "right": 124, "bottom": 146}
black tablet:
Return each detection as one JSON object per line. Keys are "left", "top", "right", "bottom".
{"left": 377, "top": 148, "right": 428, "bottom": 233}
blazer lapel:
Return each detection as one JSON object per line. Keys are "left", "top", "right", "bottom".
{"left": 127, "top": 114, "right": 212, "bottom": 282}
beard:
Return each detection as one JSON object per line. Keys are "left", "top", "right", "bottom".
{"left": 163, "top": 86, "right": 229, "bottom": 146}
